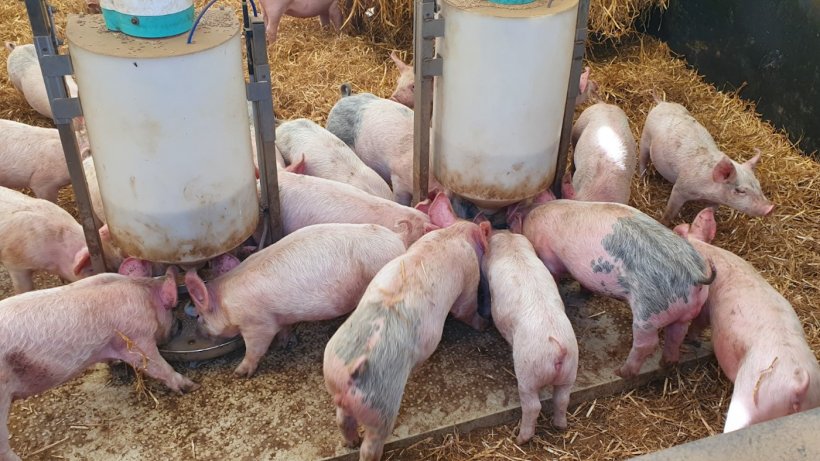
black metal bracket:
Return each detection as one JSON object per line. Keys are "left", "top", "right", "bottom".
{"left": 552, "top": 0, "right": 592, "bottom": 198}
{"left": 412, "top": 0, "right": 444, "bottom": 206}
{"left": 243, "top": 1, "right": 283, "bottom": 247}
{"left": 24, "top": 0, "right": 107, "bottom": 274}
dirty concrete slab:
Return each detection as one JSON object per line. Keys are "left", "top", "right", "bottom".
{"left": 6, "top": 282, "right": 713, "bottom": 460}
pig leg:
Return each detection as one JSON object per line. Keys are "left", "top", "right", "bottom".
{"left": 328, "top": 1, "right": 343, "bottom": 29}
{"left": 272, "top": 326, "right": 294, "bottom": 349}
{"left": 515, "top": 383, "right": 542, "bottom": 444}
{"left": 661, "top": 183, "right": 692, "bottom": 224}
{"left": 116, "top": 341, "right": 198, "bottom": 394}
{"left": 262, "top": 2, "right": 288, "bottom": 42}
{"left": 638, "top": 129, "right": 652, "bottom": 176}
{"left": 551, "top": 383, "right": 572, "bottom": 429}
{"left": 0, "top": 391, "right": 21, "bottom": 461}
{"left": 234, "top": 325, "right": 279, "bottom": 377}
{"left": 359, "top": 423, "right": 391, "bottom": 461}
{"left": 30, "top": 182, "right": 60, "bottom": 203}
{"left": 8, "top": 269, "right": 34, "bottom": 294}
{"left": 335, "top": 406, "right": 361, "bottom": 448}
{"left": 661, "top": 321, "right": 689, "bottom": 365}
{"left": 616, "top": 323, "right": 659, "bottom": 379}
{"left": 318, "top": 12, "right": 330, "bottom": 27}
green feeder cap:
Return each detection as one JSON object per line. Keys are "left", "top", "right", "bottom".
{"left": 487, "top": 0, "right": 536, "bottom": 4}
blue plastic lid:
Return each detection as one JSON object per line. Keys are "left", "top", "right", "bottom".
{"left": 487, "top": 0, "right": 536, "bottom": 4}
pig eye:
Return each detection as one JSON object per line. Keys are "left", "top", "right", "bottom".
{"left": 734, "top": 187, "right": 747, "bottom": 195}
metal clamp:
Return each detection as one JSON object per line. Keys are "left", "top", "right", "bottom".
{"left": 412, "top": 0, "right": 445, "bottom": 205}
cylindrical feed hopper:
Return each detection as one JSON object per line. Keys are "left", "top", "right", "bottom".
{"left": 66, "top": 8, "right": 259, "bottom": 264}
{"left": 432, "top": 0, "right": 579, "bottom": 208}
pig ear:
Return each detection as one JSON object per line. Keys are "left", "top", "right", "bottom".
{"left": 72, "top": 247, "right": 92, "bottom": 276}
{"left": 99, "top": 224, "right": 111, "bottom": 241}
{"left": 474, "top": 221, "right": 492, "bottom": 251}
{"left": 414, "top": 198, "right": 432, "bottom": 214}
{"left": 285, "top": 154, "right": 306, "bottom": 174}
{"left": 428, "top": 192, "right": 458, "bottom": 228}
{"left": 160, "top": 268, "right": 178, "bottom": 308}
{"left": 672, "top": 223, "right": 690, "bottom": 238}
{"left": 691, "top": 207, "right": 718, "bottom": 243}
{"left": 744, "top": 148, "right": 762, "bottom": 170}
{"left": 389, "top": 51, "right": 409, "bottom": 71}
{"left": 4, "top": 41, "right": 15, "bottom": 52}
{"left": 560, "top": 173, "right": 576, "bottom": 199}
{"left": 533, "top": 189, "right": 557, "bottom": 204}
{"left": 184, "top": 270, "right": 211, "bottom": 313}
{"left": 712, "top": 157, "right": 737, "bottom": 183}
{"left": 118, "top": 257, "right": 151, "bottom": 277}
{"left": 579, "top": 66, "right": 590, "bottom": 93}
{"left": 423, "top": 222, "right": 439, "bottom": 233}
{"left": 209, "top": 253, "right": 240, "bottom": 277}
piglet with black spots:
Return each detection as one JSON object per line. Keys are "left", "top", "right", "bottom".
{"left": 323, "top": 193, "right": 490, "bottom": 461}
{"left": 674, "top": 208, "right": 820, "bottom": 432}
{"left": 482, "top": 230, "right": 578, "bottom": 444}
{"left": 186, "top": 223, "right": 406, "bottom": 378}
{"left": 508, "top": 192, "right": 715, "bottom": 378}
{"left": 0, "top": 267, "right": 197, "bottom": 461}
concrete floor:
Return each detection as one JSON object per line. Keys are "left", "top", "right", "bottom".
{"left": 5, "top": 278, "right": 713, "bottom": 461}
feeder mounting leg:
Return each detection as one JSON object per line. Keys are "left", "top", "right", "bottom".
{"left": 412, "top": 0, "right": 444, "bottom": 206}
{"left": 553, "top": 0, "right": 591, "bottom": 198}
{"left": 24, "top": 0, "right": 108, "bottom": 274}
{"left": 245, "top": 6, "right": 283, "bottom": 247}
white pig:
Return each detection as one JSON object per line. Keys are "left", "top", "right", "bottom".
{"left": 482, "top": 230, "right": 578, "bottom": 444}
{"left": 275, "top": 118, "right": 393, "bottom": 199}
{"left": 0, "top": 186, "right": 123, "bottom": 293}
{"left": 562, "top": 103, "right": 636, "bottom": 204}
{"left": 0, "top": 267, "right": 198, "bottom": 461}
{"left": 674, "top": 207, "right": 820, "bottom": 432}
{"left": 185, "top": 223, "right": 406, "bottom": 377}
{"left": 324, "top": 192, "right": 491, "bottom": 461}
{"left": 639, "top": 101, "right": 774, "bottom": 223}
{"left": 257, "top": 0, "right": 343, "bottom": 42}
{"left": 5, "top": 42, "right": 78, "bottom": 120}
{"left": 0, "top": 119, "right": 90, "bottom": 203}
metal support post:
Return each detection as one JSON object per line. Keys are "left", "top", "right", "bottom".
{"left": 552, "top": 0, "right": 591, "bottom": 198}
{"left": 412, "top": 0, "right": 444, "bottom": 206}
{"left": 24, "top": 0, "right": 107, "bottom": 274}
{"left": 244, "top": 2, "right": 283, "bottom": 247}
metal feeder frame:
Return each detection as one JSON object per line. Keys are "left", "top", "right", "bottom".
{"left": 411, "top": 0, "right": 592, "bottom": 205}
{"left": 22, "top": 0, "right": 283, "bottom": 275}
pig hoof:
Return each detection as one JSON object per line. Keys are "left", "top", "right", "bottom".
{"left": 614, "top": 367, "right": 635, "bottom": 380}
{"left": 181, "top": 380, "right": 200, "bottom": 394}
{"left": 233, "top": 363, "right": 257, "bottom": 378}
{"left": 551, "top": 417, "right": 568, "bottom": 430}
{"left": 515, "top": 433, "right": 533, "bottom": 445}
{"left": 343, "top": 438, "right": 361, "bottom": 449}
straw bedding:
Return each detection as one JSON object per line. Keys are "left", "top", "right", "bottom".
{"left": 0, "top": 0, "right": 817, "bottom": 459}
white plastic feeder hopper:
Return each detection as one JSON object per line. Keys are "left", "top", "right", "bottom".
{"left": 432, "top": 0, "right": 579, "bottom": 208}
{"left": 66, "top": 7, "right": 259, "bottom": 264}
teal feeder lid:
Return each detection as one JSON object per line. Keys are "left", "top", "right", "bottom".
{"left": 101, "top": 5, "right": 195, "bottom": 38}
{"left": 487, "top": 0, "right": 536, "bottom": 4}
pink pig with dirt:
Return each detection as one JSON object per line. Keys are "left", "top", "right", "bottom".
{"left": 185, "top": 223, "right": 407, "bottom": 378}
{"left": 0, "top": 266, "right": 198, "bottom": 461}
{"left": 482, "top": 230, "right": 578, "bottom": 444}
{"left": 639, "top": 100, "right": 774, "bottom": 223}
{"left": 508, "top": 192, "right": 715, "bottom": 379}
{"left": 674, "top": 207, "right": 820, "bottom": 432}
{"left": 323, "top": 193, "right": 491, "bottom": 461}
{"left": 0, "top": 186, "right": 123, "bottom": 294}
{"left": 562, "top": 102, "right": 636, "bottom": 204}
